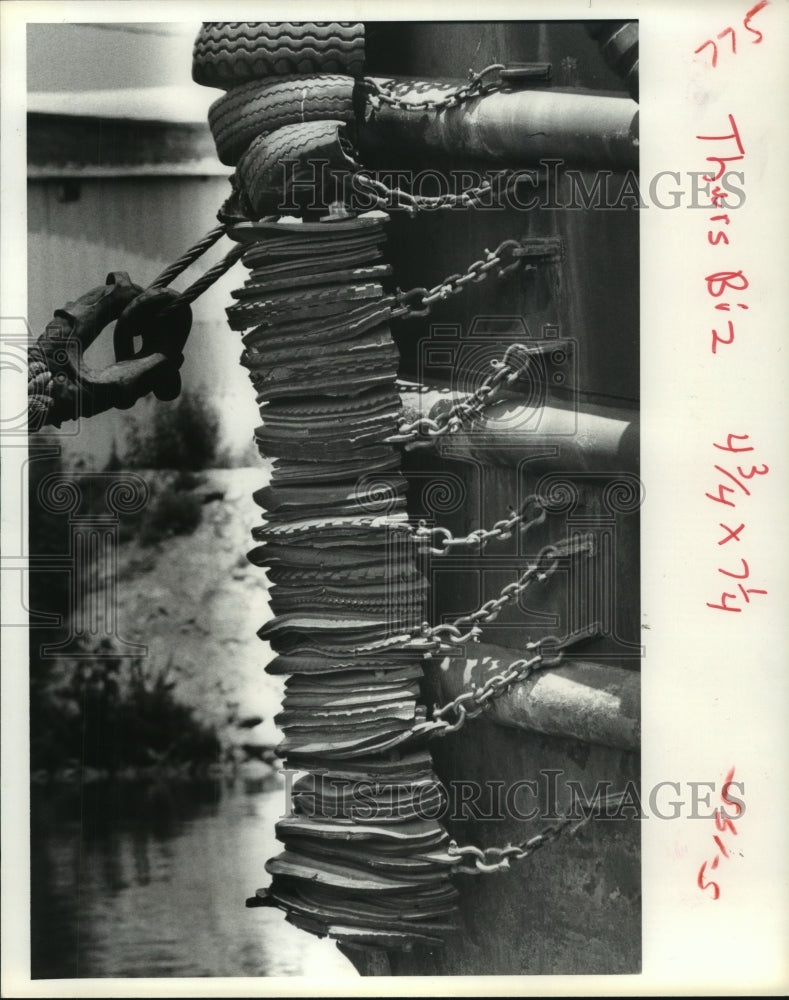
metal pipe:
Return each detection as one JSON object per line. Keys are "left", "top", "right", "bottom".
{"left": 428, "top": 641, "right": 640, "bottom": 751}
{"left": 359, "top": 78, "right": 639, "bottom": 171}
{"left": 400, "top": 389, "right": 638, "bottom": 472}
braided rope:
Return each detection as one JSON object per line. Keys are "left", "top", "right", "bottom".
{"left": 27, "top": 229, "right": 244, "bottom": 427}
{"left": 168, "top": 243, "right": 246, "bottom": 308}
{"left": 27, "top": 358, "right": 54, "bottom": 426}
{"left": 148, "top": 225, "right": 227, "bottom": 289}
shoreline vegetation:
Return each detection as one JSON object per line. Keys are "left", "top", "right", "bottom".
{"left": 30, "top": 757, "right": 279, "bottom": 787}
{"left": 29, "top": 389, "right": 276, "bottom": 783}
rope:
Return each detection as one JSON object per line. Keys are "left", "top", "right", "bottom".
{"left": 167, "top": 242, "right": 246, "bottom": 308}
{"left": 147, "top": 225, "right": 227, "bottom": 289}
{"left": 27, "top": 227, "right": 244, "bottom": 427}
{"left": 27, "top": 359, "right": 54, "bottom": 427}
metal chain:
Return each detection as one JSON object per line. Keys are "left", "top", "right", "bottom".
{"left": 446, "top": 792, "right": 627, "bottom": 874}
{"left": 354, "top": 172, "right": 503, "bottom": 217}
{"left": 386, "top": 241, "right": 532, "bottom": 323}
{"left": 409, "top": 534, "right": 595, "bottom": 654}
{"left": 349, "top": 536, "right": 594, "bottom": 660}
{"left": 449, "top": 534, "right": 594, "bottom": 632}
{"left": 387, "top": 342, "right": 540, "bottom": 446}
{"left": 411, "top": 494, "right": 547, "bottom": 556}
{"left": 362, "top": 64, "right": 507, "bottom": 113}
{"left": 426, "top": 619, "right": 600, "bottom": 737}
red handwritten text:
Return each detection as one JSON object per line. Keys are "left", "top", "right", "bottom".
{"left": 706, "top": 434, "right": 769, "bottom": 612}
{"left": 696, "top": 115, "right": 750, "bottom": 353}
{"left": 697, "top": 767, "right": 744, "bottom": 899}
{"left": 696, "top": 115, "right": 750, "bottom": 354}
{"left": 694, "top": 1, "right": 769, "bottom": 68}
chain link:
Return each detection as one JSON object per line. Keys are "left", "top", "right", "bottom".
{"left": 387, "top": 341, "right": 542, "bottom": 447}
{"left": 353, "top": 537, "right": 594, "bottom": 659}
{"left": 427, "top": 618, "right": 600, "bottom": 737}
{"left": 362, "top": 64, "right": 507, "bottom": 113}
{"left": 446, "top": 792, "right": 626, "bottom": 874}
{"left": 411, "top": 494, "right": 547, "bottom": 556}
{"left": 409, "top": 534, "right": 595, "bottom": 658}
{"left": 354, "top": 171, "right": 503, "bottom": 217}
{"left": 387, "top": 241, "right": 530, "bottom": 321}
{"left": 344, "top": 536, "right": 595, "bottom": 667}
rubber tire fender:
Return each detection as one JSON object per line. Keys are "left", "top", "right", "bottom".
{"left": 192, "top": 22, "right": 365, "bottom": 88}
{"left": 208, "top": 74, "right": 357, "bottom": 166}
{"left": 235, "top": 120, "right": 360, "bottom": 218}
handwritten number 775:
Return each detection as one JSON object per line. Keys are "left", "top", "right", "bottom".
{"left": 694, "top": 1, "right": 769, "bottom": 68}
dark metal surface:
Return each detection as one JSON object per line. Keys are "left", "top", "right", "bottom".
{"left": 400, "top": 389, "right": 638, "bottom": 472}
{"left": 359, "top": 77, "right": 638, "bottom": 171}
{"left": 428, "top": 641, "right": 639, "bottom": 751}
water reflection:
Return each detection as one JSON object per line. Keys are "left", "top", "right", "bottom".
{"left": 31, "top": 775, "right": 356, "bottom": 979}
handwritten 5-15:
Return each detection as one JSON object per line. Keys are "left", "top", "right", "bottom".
{"left": 697, "top": 767, "right": 744, "bottom": 900}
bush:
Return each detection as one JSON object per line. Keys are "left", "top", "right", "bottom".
{"left": 172, "top": 468, "right": 203, "bottom": 492}
{"left": 138, "top": 485, "right": 203, "bottom": 547}
{"left": 126, "top": 388, "right": 220, "bottom": 471}
{"left": 33, "top": 643, "right": 222, "bottom": 773}
{"left": 28, "top": 442, "right": 74, "bottom": 771}
{"left": 27, "top": 436, "right": 215, "bottom": 772}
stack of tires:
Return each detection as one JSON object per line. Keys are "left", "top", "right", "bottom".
{"left": 193, "top": 24, "right": 460, "bottom": 954}
{"left": 194, "top": 22, "right": 366, "bottom": 216}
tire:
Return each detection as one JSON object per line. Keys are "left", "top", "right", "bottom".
{"left": 235, "top": 120, "right": 359, "bottom": 218}
{"left": 208, "top": 74, "right": 356, "bottom": 166}
{"left": 192, "top": 22, "right": 365, "bottom": 88}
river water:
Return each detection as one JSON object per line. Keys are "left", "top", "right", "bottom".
{"left": 30, "top": 772, "right": 356, "bottom": 980}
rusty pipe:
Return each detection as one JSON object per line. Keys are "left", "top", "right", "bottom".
{"left": 400, "top": 388, "right": 638, "bottom": 473}
{"left": 428, "top": 641, "right": 640, "bottom": 752}
{"left": 358, "top": 78, "right": 639, "bottom": 171}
